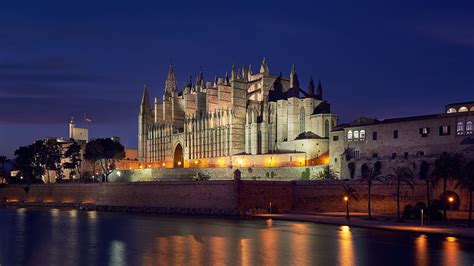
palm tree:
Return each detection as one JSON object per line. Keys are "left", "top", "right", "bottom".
{"left": 387, "top": 163, "right": 415, "bottom": 220}
{"left": 341, "top": 182, "right": 359, "bottom": 219}
{"left": 418, "top": 160, "right": 432, "bottom": 211}
{"left": 432, "top": 153, "right": 463, "bottom": 220}
{"left": 456, "top": 160, "right": 474, "bottom": 227}
{"left": 358, "top": 161, "right": 383, "bottom": 219}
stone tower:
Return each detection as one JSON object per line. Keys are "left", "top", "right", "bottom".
{"left": 138, "top": 84, "right": 152, "bottom": 161}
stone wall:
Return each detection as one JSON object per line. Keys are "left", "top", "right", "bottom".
{"left": 108, "top": 166, "right": 327, "bottom": 182}
{"left": 0, "top": 179, "right": 469, "bottom": 215}
{"left": 0, "top": 181, "right": 238, "bottom": 215}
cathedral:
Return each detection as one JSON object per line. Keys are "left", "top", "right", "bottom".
{"left": 138, "top": 58, "right": 338, "bottom": 168}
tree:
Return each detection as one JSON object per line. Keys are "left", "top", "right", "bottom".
{"left": 63, "top": 141, "right": 83, "bottom": 180}
{"left": 386, "top": 163, "right": 415, "bottom": 220}
{"left": 0, "top": 155, "right": 7, "bottom": 184}
{"left": 418, "top": 160, "right": 433, "bottom": 211}
{"left": 456, "top": 161, "right": 474, "bottom": 227}
{"left": 432, "top": 153, "right": 463, "bottom": 220}
{"left": 14, "top": 142, "right": 46, "bottom": 184}
{"left": 84, "top": 138, "right": 125, "bottom": 182}
{"left": 43, "top": 139, "right": 63, "bottom": 183}
{"left": 314, "top": 166, "right": 338, "bottom": 179}
{"left": 358, "top": 161, "right": 383, "bottom": 219}
{"left": 341, "top": 182, "right": 359, "bottom": 219}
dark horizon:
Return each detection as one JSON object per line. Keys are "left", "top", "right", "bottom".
{"left": 1, "top": 0, "right": 473, "bottom": 157}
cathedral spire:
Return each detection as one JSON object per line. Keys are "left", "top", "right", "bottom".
{"left": 316, "top": 79, "right": 323, "bottom": 100}
{"left": 308, "top": 76, "right": 315, "bottom": 97}
{"left": 140, "top": 84, "right": 150, "bottom": 114}
{"left": 242, "top": 65, "right": 247, "bottom": 81}
{"left": 248, "top": 64, "right": 253, "bottom": 78}
{"left": 231, "top": 64, "right": 236, "bottom": 81}
{"left": 260, "top": 57, "right": 269, "bottom": 76}
{"left": 290, "top": 64, "right": 299, "bottom": 89}
{"left": 164, "top": 64, "right": 177, "bottom": 99}
{"left": 225, "top": 71, "right": 230, "bottom": 85}
{"left": 196, "top": 68, "right": 205, "bottom": 91}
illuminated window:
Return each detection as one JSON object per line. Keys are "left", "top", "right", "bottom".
{"left": 360, "top": 130, "right": 366, "bottom": 140}
{"left": 354, "top": 130, "right": 359, "bottom": 140}
{"left": 347, "top": 130, "right": 353, "bottom": 140}
{"left": 440, "top": 125, "right": 450, "bottom": 136}
{"left": 447, "top": 108, "right": 457, "bottom": 113}
{"left": 457, "top": 122, "right": 464, "bottom": 135}
{"left": 467, "top": 121, "right": 473, "bottom": 134}
{"left": 459, "top": 107, "right": 468, "bottom": 112}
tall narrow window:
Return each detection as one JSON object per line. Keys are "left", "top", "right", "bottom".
{"left": 467, "top": 121, "right": 473, "bottom": 134}
{"left": 360, "top": 130, "right": 366, "bottom": 140}
{"left": 347, "top": 130, "right": 353, "bottom": 140}
{"left": 299, "top": 108, "right": 305, "bottom": 133}
{"left": 354, "top": 130, "right": 359, "bottom": 140}
{"left": 457, "top": 122, "right": 464, "bottom": 135}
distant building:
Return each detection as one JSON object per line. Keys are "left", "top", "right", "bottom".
{"left": 69, "top": 118, "right": 88, "bottom": 142}
{"left": 138, "top": 59, "right": 338, "bottom": 168}
{"left": 330, "top": 101, "right": 474, "bottom": 178}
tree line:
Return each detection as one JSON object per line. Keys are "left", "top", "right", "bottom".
{"left": 345, "top": 153, "right": 474, "bottom": 227}
{"left": 1, "top": 138, "right": 125, "bottom": 184}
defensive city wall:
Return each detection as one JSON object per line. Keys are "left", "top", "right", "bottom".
{"left": 0, "top": 180, "right": 468, "bottom": 214}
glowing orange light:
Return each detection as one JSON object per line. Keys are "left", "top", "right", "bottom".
{"left": 448, "top": 197, "right": 454, "bottom": 203}
{"left": 148, "top": 164, "right": 151, "bottom": 168}
{"left": 162, "top": 162, "right": 166, "bottom": 167}
{"left": 139, "top": 165, "right": 143, "bottom": 169}
{"left": 177, "top": 161, "right": 181, "bottom": 166}
{"left": 194, "top": 160, "right": 198, "bottom": 164}
{"left": 344, "top": 196, "right": 349, "bottom": 202}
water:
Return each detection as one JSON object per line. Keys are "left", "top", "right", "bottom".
{"left": 0, "top": 208, "right": 473, "bottom": 266}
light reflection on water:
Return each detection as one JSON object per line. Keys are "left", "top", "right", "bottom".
{"left": 1, "top": 208, "right": 474, "bottom": 266}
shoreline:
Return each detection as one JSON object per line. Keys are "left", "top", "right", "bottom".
{"left": 253, "top": 213, "right": 474, "bottom": 239}
{"left": 3, "top": 202, "right": 473, "bottom": 239}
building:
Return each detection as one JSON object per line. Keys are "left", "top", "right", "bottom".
{"left": 138, "top": 59, "right": 338, "bottom": 168}
{"left": 330, "top": 101, "right": 474, "bottom": 178}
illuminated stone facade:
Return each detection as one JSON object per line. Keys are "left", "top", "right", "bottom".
{"left": 138, "top": 59, "right": 338, "bottom": 168}
{"left": 329, "top": 102, "right": 474, "bottom": 178}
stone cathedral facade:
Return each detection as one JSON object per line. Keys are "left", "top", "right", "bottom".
{"left": 138, "top": 59, "right": 338, "bottom": 168}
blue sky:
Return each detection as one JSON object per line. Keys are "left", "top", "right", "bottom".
{"left": 0, "top": 0, "right": 473, "bottom": 157}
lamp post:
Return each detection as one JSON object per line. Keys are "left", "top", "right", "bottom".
{"left": 448, "top": 196, "right": 454, "bottom": 220}
{"left": 344, "top": 196, "right": 349, "bottom": 220}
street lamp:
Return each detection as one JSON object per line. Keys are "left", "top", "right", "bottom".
{"left": 344, "top": 196, "right": 349, "bottom": 220}
{"left": 448, "top": 196, "right": 454, "bottom": 220}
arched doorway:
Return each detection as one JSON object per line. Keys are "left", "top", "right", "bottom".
{"left": 173, "top": 143, "right": 183, "bottom": 168}
{"left": 439, "top": 191, "right": 460, "bottom": 210}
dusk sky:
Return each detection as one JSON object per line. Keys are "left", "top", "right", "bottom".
{"left": 1, "top": 0, "right": 473, "bottom": 157}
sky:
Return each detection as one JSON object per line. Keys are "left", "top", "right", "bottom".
{"left": 0, "top": 0, "right": 473, "bottom": 157}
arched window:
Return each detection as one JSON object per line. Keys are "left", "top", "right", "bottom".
{"left": 459, "top": 107, "right": 468, "bottom": 112}
{"left": 470, "top": 106, "right": 474, "bottom": 112}
{"left": 467, "top": 121, "right": 473, "bottom": 134}
{"left": 347, "top": 130, "right": 353, "bottom": 140}
{"left": 447, "top": 108, "right": 457, "bottom": 113}
{"left": 354, "top": 130, "right": 359, "bottom": 140}
{"left": 299, "top": 108, "right": 305, "bottom": 133}
{"left": 360, "top": 130, "right": 366, "bottom": 140}
{"left": 457, "top": 122, "right": 464, "bottom": 134}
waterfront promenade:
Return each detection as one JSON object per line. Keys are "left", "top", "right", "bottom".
{"left": 255, "top": 211, "right": 474, "bottom": 238}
